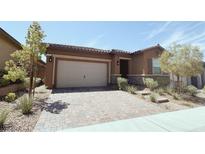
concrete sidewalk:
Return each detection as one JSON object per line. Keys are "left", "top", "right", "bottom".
{"left": 61, "top": 107, "right": 205, "bottom": 132}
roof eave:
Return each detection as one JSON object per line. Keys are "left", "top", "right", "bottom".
{"left": 0, "top": 27, "right": 22, "bottom": 49}
{"left": 132, "top": 44, "right": 165, "bottom": 55}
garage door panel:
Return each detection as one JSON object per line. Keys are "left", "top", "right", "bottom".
{"left": 56, "top": 60, "right": 107, "bottom": 88}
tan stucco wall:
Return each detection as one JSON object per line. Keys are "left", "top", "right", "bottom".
{"left": 111, "top": 55, "right": 120, "bottom": 74}
{"left": 37, "top": 63, "right": 46, "bottom": 80}
{"left": 131, "top": 48, "right": 162, "bottom": 75}
{"left": 143, "top": 48, "right": 162, "bottom": 74}
{"left": 0, "top": 35, "right": 20, "bottom": 70}
{"left": 131, "top": 53, "right": 144, "bottom": 74}
{"left": 45, "top": 56, "right": 54, "bottom": 88}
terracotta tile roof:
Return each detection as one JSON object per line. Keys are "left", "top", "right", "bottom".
{"left": 110, "top": 49, "right": 131, "bottom": 54}
{"left": 0, "top": 27, "right": 22, "bottom": 48}
{"left": 47, "top": 43, "right": 110, "bottom": 54}
{"left": 46, "top": 43, "right": 164, "bottom": 55}
{"left": 133, "top": 44, "right": 164, "bottom": 55}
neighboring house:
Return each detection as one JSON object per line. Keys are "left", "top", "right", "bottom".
{"left": 0, "top": 27, "right": 22, "bottom": 70}
{"left": 45, "top": 43, "right": 170, "bottom": 88}
{"left": 189, "top": 62, "right": 205, "bottom": 89}
{"left": 170, "top": 62, "right": 205, "bottom": 89}
{"left": 0, "top": 27, "right": 46, "bottom": 80}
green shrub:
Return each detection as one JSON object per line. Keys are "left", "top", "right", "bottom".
{"left": 126, "top": 85, "right": 137, "bottom": 94}
{"left": 154, "top": 88, "right": 164, "bottom": 95}
{"left": 165, "top": 87, "right": 175, "bottom": 95}
{"left": 150, "top": 93, "right": 157, "bottom": 102}
{"left": 19, "top": 95, "right": 33, "bottom": 114}
{"left": 0, "top": 110, "right": 9, "bottom": 128}
{"left": 172, "top": 93, "right": 180, "bottom": 100}
{"left": 117, "top": 77, "right": 128, "bottom": 91}
{"left": 185, "top": 85, "right": 198, "bottom": 96}
{"left": 0, "top": 78, "right": 10, "bottom": 87}
{"left": 5, "top": 93, "right": 16, "bottom": 102}
{"left": 144, "top": 78, "right": 158, "bottom": 91}
{"left": 3, "top": 63, "right": 26, "bottom": 83}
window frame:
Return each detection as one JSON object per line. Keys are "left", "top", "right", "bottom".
{"left": 152, "top": 58, "right": 161, "bottom": 74}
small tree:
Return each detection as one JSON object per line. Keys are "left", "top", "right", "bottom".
{"left": 160, "top": 43, "right": 203, "bottom": 92}
{"left": 3, "top": 49, "right": 31, "bottom": 83}
{"left": 25, "top": 22, "right": 47, "bottom": 98}
{"left": 4, "top": 22, "right": 47, "bottom": 99}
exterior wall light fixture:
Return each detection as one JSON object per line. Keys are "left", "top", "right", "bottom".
{"left": 48, "top": 56, "right": 53, "bottom": 62}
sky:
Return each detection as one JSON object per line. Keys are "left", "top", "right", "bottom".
{"left": 1, "top": 21, "right": 205, "bottom": 56}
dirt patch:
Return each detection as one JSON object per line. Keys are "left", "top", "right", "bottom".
{"left": 137, "top": 90, "right": 204, "bottom": 112}
{"left": 142, "top": 94, "right": 189, "bottom": 111}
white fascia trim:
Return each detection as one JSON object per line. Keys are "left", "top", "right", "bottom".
{"left": 119, "top": 57, "right": 132, "bottom": 60}
{"left": 52, "top": 56, "right": 56, "bottom": 85}
{"left": 108, "top": 62, "right": 111, "bottom": 83}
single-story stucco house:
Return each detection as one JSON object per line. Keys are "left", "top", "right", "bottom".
{"left": 0, "top": 27, "right": 22, "bottom": 70}
{"left": 45, "top": 43, "right": 170, "bottom": 88}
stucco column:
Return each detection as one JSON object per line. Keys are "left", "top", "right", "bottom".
{"left": 111, "top": 55, "right": 121, "bottom": 84}
{"left": 111, "top": 55, "right": 120, "bottom": 74}
{"left": 128, "top": 60, "right": 132, "bottom": 74}
{"left": 45, "top": 55, "right": 54, "bottom": 89}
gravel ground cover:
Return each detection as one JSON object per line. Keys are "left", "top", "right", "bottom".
{"left": 0, "top": 85, "right": 51, "bottom": 132}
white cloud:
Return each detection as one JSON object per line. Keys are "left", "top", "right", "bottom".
{"left": 162, "top": 31, "right": 184, "bottom": 46}
{"left": 180, "top": 31, "right": 205, "bottom": 43}
{"left": 184, "top": 22, "right": 204, "bottom": 32}
{"left": 82, "top": 34, "right": 105, "bottom": 47}
{"left": 162, "top": 22, "right": 205, "bottom": 50}
{"left": 146, "top": 21, "right": 172, "bottom": 40}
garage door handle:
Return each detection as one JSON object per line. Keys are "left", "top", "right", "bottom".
{"left": 83, "top": 75, "right": 86, "bottom": 79}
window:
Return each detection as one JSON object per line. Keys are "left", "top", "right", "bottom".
{"left": 152, "top": 58, "right": 161, "bottom": 74}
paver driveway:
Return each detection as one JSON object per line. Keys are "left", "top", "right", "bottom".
{"left": 34, "top": 89, "right": 165, "bottom": 131}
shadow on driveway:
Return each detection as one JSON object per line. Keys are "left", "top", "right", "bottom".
{"left": 41, "top": 100, "right": 70, "bottom": 114}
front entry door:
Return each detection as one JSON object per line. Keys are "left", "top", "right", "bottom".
{"left": 120, "top": 59, "right": 129, "bottom": 78}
